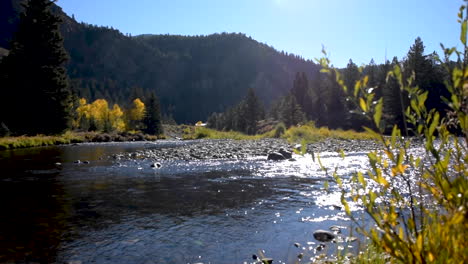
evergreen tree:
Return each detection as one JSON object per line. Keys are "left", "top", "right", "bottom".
{"left": 403, "top": 37, "right": 449, "bottom": 119}
{"left": 326, "top": 70, "right": 349, "bottom": 129}
{"left": 364, "top": 58, "right": 381, "bottom": 98}
{"left": 279, "top": 93, "right": 306, "bottom": 128}
{"left": 242, "top": 88, "right": 264, "bottom": 134}
{"left": 313, "top": 73, "right": 330, "bottom": 127}
{"left": 143, "top": 92, "right": 163, "bottom": 135}
{"left": 404, "top": 37, "right": 430, "bottom": 88}
{"left": 383, "top": 57, "right": 409, "bottom": 134}
{"left": 343, "top": 59, "right": 360, "bottom": 93}
{"left": 291, "top": 72, "right": 313, "bottom": 118}
{"left": 1, "top": 0, "right": 71, "bottom": 135}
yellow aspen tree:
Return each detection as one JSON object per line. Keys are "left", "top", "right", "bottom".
{"left": 89, "top": 99, "right": 109, "bottom": 131}
{"left": 74, "top": 98, "right": 92, "bottom": 130}
{"left": 109, "top": 104, "right": 125, "bottom": 131}
{"left": 127, "top": 98, "right": 145, "bottom": 130}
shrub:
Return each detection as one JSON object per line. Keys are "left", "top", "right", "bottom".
{"left": 273, "top": 122, "right": 286, "bottom": 138}
{"left": 317, "top": 5, "right": 468, "bottom": 263}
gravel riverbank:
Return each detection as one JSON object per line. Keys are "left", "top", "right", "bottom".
{"left": 111, "top": 138, "right": 388, "bottom": 162}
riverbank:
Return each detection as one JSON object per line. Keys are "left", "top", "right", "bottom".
{"left": 0, "top": 131, "right": 162, "bottom": 150}
{"left": 111, "top": 137, "right": 387, "bottom": 163}
{"left": 0, "top": 123, "right": 376, "bottom": 151}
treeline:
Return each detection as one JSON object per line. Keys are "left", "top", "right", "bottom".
{"left": 208, "top": 37, "right": 450, "bottom": 134}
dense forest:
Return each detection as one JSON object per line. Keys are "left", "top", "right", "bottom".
{"left": 208, "top": 38, "right": 450, "bottom": 135}
{"left": 0, "top": 0, "right": 451, "bottom": 136}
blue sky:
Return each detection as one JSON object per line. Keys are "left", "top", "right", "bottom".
{"left": 56, "top": 0, "right": 464, "bottom": 67}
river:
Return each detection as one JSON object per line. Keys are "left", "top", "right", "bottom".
{"left": 0, "top": 141, "right": 373, "bottom": 264}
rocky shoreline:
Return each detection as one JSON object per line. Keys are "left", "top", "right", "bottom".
{"left": 111, "top": 138, "right": 388, "bottom": 162}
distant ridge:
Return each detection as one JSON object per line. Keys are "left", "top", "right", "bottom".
{"left": 0, "top": 0, "right": 320, "bottom": 123}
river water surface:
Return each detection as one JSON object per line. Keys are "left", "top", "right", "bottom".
{"left": 0, "top": 141, "right": 375, "bottom": 263}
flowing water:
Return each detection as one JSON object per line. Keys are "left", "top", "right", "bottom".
{"left": 0, "top": 141, "right": 388, "bottom": 263}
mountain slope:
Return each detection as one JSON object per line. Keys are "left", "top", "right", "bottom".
{"left": 1, "top": 0, "right": 320, "bottom": 123}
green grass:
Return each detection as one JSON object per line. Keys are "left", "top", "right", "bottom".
{"left": 283, "top": 123, "right": 376, "bottom": 143}
{"left": 0, "top": 131, "right": 84, "bottom": 150}
{"left": 182, "top": 126, "right": 268, "bottom": 140}
{"left": 182, "top": 123, "right": 375, "bottom": 142}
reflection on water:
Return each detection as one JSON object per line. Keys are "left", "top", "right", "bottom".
{"left": 0, "top": 142, "right": 378, "bottom": 263}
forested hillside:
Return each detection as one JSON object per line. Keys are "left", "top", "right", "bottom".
{"left": 0, "top": 0, "right": 319, "bottom": 123}
{"left": 0, "top": 0, "right": 450, "bottom": 132}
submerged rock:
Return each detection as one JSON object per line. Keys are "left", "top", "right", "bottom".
{"left": 316, "top": 243, "right": 326, "bottom": 251}
{"left": 313, "top": 230, "right": 336, "bottom": 242}
{"left": 329, "top": 225, "right": 342, "bottom": 234}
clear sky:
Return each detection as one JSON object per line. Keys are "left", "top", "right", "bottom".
{"left": 56, "top": 0, "right": 464, "bottom": 67}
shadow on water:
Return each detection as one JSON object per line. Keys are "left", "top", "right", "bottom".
{"left": 0, "top": 172, "right": 70, "bottom": 263}
{"left": 0, "top": 142, "right": 367, "bottom": 263}
{"left": 0, "top": 143, "right": 160, "bottom": 263}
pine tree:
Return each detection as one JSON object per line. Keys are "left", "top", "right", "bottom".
{"left": 143, "top": 92, "right": 163, "bottom": 135}
{"left": 404, "top": 38, "right": 449, "bottom": 116}
{"left": 325, "top": 72, "right": 347, "bottom": 129}
{"left": 404, "top": 37, "right": 431, "bottom": 89}
{"left": 279, "top": 93, "right": 306, "bottom": 128}
{"left": 383, "top": 57, "right": 409, "bottom": 134}
{"left": 291, "top": 72, "right": 313, "bottom": 118}
{"left": 2, "top": 0, "right": 71, "bottom": 135}
{"left": 364, "top": 59, "right": 381, "bottom": 98}
{"left": 242, "top": 88, "right": 264, "bottom": 134}
{"left": 308, "top": 68, "right": 325, "bottom": 124}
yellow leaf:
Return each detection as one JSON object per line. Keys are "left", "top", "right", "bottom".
{"left": 428, "top": 252, "right": 434, "bottom": 262}
{"left": 359, "top": 98, "right": 367, "bottom": 112}
{"left": 376, "top": 175, "right": 389, "bottom": 187}
{"left": 416, "top": 234, "right": 423, "bottom": 252}
{"left": 391, "top": 164, "right": 408, "bottom": 176}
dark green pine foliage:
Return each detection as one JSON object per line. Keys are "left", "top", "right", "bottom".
{"left": 242, "top": 88, "right": 264, "bottom": 134}
{"left": 323, "top": 70, "right": 351, "bottom": 129}
{"left": 403, "top": 37, "right": 449, "bottom": 116}
{"left": 268, "top": 92, "right": 306, "bottom": 128}
{"left": 341, "top": 59, "right": 370, "bottom": 130}
{"left": 308, "top": 68, "right": 328, "bottom": 127}
{"left": 279, "top": 93, "right": 306, "bottom": 128}
{"left": 291, "top": 72, "right": 313, "bottom": 119}
{"left": 363, "top": 59, "right": 381, "bottom": 98}
{"left": 382, "top": 57, "right": 407, "bottom": 132}
{"left": 343, "top": 59, "right": 360, "bottom": 94}
{"left": 143, "top": 92, "right": 164, "bottom": 135}
{"left": 1, "top": 0, "right": 71, "bottom": 135}
{"left": 206, "top": 88, "right": 265, "bottom": 134}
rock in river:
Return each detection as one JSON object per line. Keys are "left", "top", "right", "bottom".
{"left": 151, "top": 162, "right": 162, "bottom": 168}
{"left": 278, "top": 148, "right": 292, "bottom": 159}
{"left": 267, "top": 152, "right": 286, "bottom": 161}
{"left": 313, "top": 229, "right": 336, "bottom": 242}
